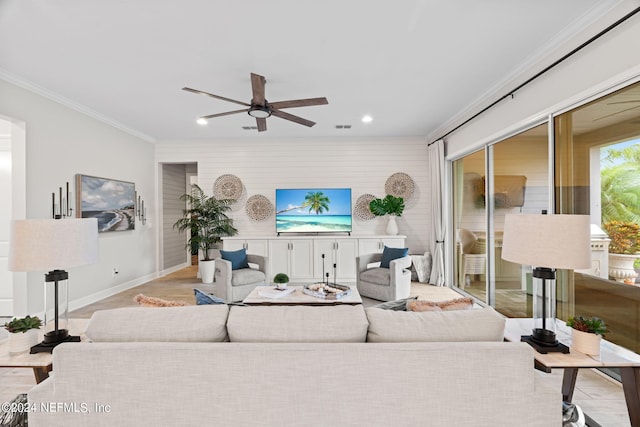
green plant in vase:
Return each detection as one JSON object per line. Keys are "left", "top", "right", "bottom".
{"left": 566, "top": 316, "right": 607, "bottom": 337}
{"left": 603, "top": 221, "right": 640, "bottom": 284}
{"left": 369, "top": 195, "right": 405, "bottom": 235}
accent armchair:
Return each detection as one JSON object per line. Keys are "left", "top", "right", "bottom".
{"left": 214, "top": 254, "right": 269, "bottom": 302}
{"left": 356, "top": 252, "right": 412, "bottom": 302}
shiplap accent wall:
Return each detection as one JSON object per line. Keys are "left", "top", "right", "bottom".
{"left": 162, "top": 164, "right": 187, "bottom": 269}
{"left": 156, "top": 137, "right": 430, "bottom": 253}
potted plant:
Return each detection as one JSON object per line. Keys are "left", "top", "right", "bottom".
{"left": 273, "top": 273, "right": 289, "bottom": 290}
{"left": 566, "top": 315, "right": 607, "bottom": 356}
{"left": 173, "top": 184, "right": 238, "bottom": 283}
{"left": 369, "top": 195, "right": 405, "bottom": 235}
{"left": 603, "top": 221, "right": 640, "bottom": 284}
{"left": 3, "top": 315, "right": 42, "bottom": 354}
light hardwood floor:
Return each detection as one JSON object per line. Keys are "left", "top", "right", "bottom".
{"left": 0, "top": 266, "right": 630, "bottom": 426}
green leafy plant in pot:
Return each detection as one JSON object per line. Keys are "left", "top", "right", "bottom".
{"left": 566, "top": 315, "right": 607, "bottom": 356}
{"left": 369, "top": 195, "right": 405, "bottom": 235}
{"left": 273, "top": 273, "right": 290, "bottom": 289}
{"left": 173, "top": 184, "right": 238, "bottom": 283}
{"left": 3, "top": 315, "right": 42, "bottom": 354}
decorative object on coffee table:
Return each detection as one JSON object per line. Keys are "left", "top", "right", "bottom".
{"left": 8, "top": 218, "right": 99, "bottom": 353}
{"left": 502, "top": 214, "right": 591, "bottom": 354}
{"left": 567, "top": 315, "right": 606, "bottom": 356}
{"left": 273, "top": 273, "right": 289, "bottom": 290}
{"left": 214, "top": 174, "right": 244, "bottom": 201}
{"left": 385, "top": 172, "right": 415, "bottom": 201}
{"left": 245, "top": 194, "right": 273, "bottom": 221}
{"left": 354, "top": 193, "right": 377, "bottom": 220}
{"left": 3, "top": 315, "right": 42, "bottom": 354}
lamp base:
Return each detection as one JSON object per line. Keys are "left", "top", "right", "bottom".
{"left": 521, "top": 335, "right": 569, "bottom": 354}
{"left": 30, "top": 334, "right": 80, "bottom": 354}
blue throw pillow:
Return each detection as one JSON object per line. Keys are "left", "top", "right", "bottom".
{"left": 379, "top": 246, "right": 409, "bottom": 268}
{"left": 193, "top": 288, "right": 226, "bottom": 305}
{"left": 220, "top": 248, "right": 249, "bottom": 270}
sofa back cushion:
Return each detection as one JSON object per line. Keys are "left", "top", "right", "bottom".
{"left": 85, "top": 305, "right": 230, "bottom": 342}
{"left": 227, "top": 305, "right": 369, "bottom": 342}
{"left": 365, "top": 306, "right": 505, "bottom": 342}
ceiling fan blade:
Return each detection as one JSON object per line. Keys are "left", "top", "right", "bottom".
{"left": 608, "top": 100, "right": 640, "bottom": 105}
{"left": 256, "top": 118, "right": 267, "bottom": 132}
{"left": 271, "top": 109, "right": 316, "bottom": 127}
{"left": 182, "top": 87, "right": 251, "bottom": 107}
{"left": 201, "top": 109, "right": 248, "bottom": 120}
{"left": 250, "top": 73, "right": 266, "bottom": 105}
{"left": 269, "top": 97, "right": 329, "bottom": 109}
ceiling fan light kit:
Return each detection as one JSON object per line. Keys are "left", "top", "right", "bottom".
{"left": 183, "top": 72, "right": 328, "bottom": 132}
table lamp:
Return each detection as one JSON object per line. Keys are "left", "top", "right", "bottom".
{"left": 501, "top": 214, "right": 591, "bottom": 353}
{"left": 8, "top": 218, "right": 98, "bottom": 353}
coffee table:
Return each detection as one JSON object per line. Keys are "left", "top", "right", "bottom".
{"left": 0, "top": 318, "right": 88, "bottom": 384}
{"left": 243, "top": 284, "right": 363, "bottom": 305}
{"left": 505, "top": 318, "right": 640, "bottom": 426}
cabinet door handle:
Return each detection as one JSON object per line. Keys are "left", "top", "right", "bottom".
{"left": 335, "top": 242, "right": 338, "bottom": 250}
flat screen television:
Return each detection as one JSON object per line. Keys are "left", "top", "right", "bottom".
{"left": 275, "top": 188, "right": 352, "bottom": 234}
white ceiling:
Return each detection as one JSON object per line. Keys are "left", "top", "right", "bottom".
{"left": 0, "top": 0, "right": 622, "bottom": 142}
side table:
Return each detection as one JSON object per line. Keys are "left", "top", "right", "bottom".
{"left": 505, "top": 318, "right": 640, "bottom": 427}
{"left": 0, "top": 318, "right": 88, "bottom": 384}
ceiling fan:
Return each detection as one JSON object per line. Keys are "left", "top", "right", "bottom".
{"left": 182, "top": 73, "right": 328, "bottom": 132}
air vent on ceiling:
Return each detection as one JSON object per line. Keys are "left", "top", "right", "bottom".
{"left": 335, "top": 125, "right": 352, "bottom": 129}
{"left": 242, "top": 126, "right": 258, "bottom": 130}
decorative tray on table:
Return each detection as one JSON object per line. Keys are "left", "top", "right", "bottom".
{"left": 303, "top": 283, "right": 352, "bottom": 300}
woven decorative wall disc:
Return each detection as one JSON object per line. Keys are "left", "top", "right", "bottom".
{"left": 245, "top": 194, "right": 273, "bottom": 221}
{"left": 354, "top": 193, "right": 377, "bottom": 220}
{"left": 214, "top": 174, "right": 243, "bottom": 200}
{"left": 385, "top": 172, "right": 415, "bottom": 201}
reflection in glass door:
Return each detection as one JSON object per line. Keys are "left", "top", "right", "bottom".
{"left": 491, "top": 124, "right": 549, "bottom": 318}
{"left": 453, "top": 149, "right": 487, "bottom": 304}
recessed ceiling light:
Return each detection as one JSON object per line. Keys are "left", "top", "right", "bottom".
{"left": 361, "top": 115, "right": 373, "bottom": 123}
{"left": 196, "top": 118, "right": 208, "bottom": 125}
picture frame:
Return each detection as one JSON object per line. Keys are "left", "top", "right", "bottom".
{"left": 76, "top": 174, "right": 136, "bottom": 232}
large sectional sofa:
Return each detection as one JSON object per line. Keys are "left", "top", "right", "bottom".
{"left": 28, "top": 304, "right": 559, "bottom": 426}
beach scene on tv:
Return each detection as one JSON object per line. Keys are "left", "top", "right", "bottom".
{"left": 276, "top": 188, "right": 352, "bottom": 233}
{"left": 80, "top": 175, "right": 135, "bottom": 232}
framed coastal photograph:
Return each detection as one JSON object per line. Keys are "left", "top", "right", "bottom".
{"left": 76, "top": 174, "right": 136, "bottom": 232}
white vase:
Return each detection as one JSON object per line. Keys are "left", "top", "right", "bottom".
{"left": 386, "top": 215, "right": 399, "bottom": 235}
{"left": 608, "top": 253, "right": 639, "bottom": 284}
{"left": 571, "top": 329, "right": 601, "bottom": 356}
{"left": 8, "top": 329, "right": 39, "bottom": 354}
{"left": 199, "top": 259, "right": 215, "bottom": 284}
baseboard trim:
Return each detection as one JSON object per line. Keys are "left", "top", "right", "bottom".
{"left": 68, "top": 272, "right": 159, "bottom": 313}
{"left": 159, "top": 262, "right": 190, "bottom": 278}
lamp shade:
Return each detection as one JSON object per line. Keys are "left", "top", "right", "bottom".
{"left": 501, "top": 214, "right": 591, "bottom": 270}
{"left": 8, "top": 218, "right": 99, "bottom": 272}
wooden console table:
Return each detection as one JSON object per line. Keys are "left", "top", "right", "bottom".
{"left": 505, "top": 318, "right": 640, "bottom": 426}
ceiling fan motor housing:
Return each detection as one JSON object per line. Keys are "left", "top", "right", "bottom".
{"left": 248, "top": 104, "right": 271, "bottom": 118}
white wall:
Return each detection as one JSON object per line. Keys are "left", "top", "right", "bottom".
{"left": 156, "top": 137, "right": 430, "bottom": 254}
{"left": 442, "top": 2, "right": 640, "bottom": 158}
{"left": 0, "top": 79, "right": 157, "bottom": 314}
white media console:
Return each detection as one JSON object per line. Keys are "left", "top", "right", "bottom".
{"left": 222, "top": 235, "right": 407, "bottom": 283}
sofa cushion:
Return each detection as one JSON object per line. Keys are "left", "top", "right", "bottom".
{"left": 360, "top": 268, "right": 390, "bottom": 286}
{"left": 85, "top": 305, "right": 230, "bottom": 342}
{"left": 220, "top": 248, "right": 250, "bottom": 270}
{"left": 365, "top": 306, "right": 505, "bottom": 342}
{"left": 379, "top": 246, "right": 409, "bottom": 268}
{"left": 227, "top": 305, "right": 369, "bottom": 342}
{"left": 373, "top": 296, "right": 418, "bottom": 311}
{"left": 231, "top": 268, "right": 266, "bottom": 286}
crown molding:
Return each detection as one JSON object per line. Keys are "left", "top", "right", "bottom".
{"left": 0, "top": 68, "right": 157, "bottom": 143}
